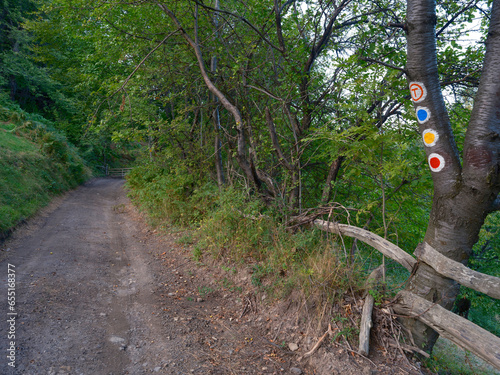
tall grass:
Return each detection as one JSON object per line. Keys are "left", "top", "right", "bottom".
{"left": 126, "top": 157, "right": 499, "bottom": 374}
{"left": 126, "top": 162, "right": 365, "bottom": 301}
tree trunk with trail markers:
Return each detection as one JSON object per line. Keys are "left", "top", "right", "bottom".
{"left": 403, "top": 0, "right": 500, "bottom": 352}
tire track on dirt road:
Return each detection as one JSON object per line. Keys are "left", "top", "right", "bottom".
{"left": 0, "top": 178, "right": 167, "bottom": 374}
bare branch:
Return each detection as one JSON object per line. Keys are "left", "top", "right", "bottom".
{"left": 305, "top": 0, "right": 353, "bottom": 73}
{"left": 362, "top": 57, "right": 407, "bottom": 73}
{"left": 274, "top": 0, "right": 287, "bottom": 52}
{"left": 440, "top": 69, "right": 481, "bottom": 87}
{"left": 190, "top": 0, "right": 284, "bottom": 52}
{"left": 265, "top": 107, "right": 294, "bottom": 171}
{"left": 246, "top": 84, "right": 284, "bottom": 102}
{"left": 475, "top": 4, "right": 492, "bottom": 21}
{"left": 278, "top": 0, "right": 296, "bottom": 15}
{"left": 388, "top": 22, "right": 407, "bottom": 30}
{"left": 436, "top": 0, "right": 478, "bottom": 38}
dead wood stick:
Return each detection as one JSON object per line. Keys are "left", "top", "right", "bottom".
{"left": 333, "top": 342, "right": 377, "bottom": 366}
{"left": 359, "top": 293, "right": 375, "bottom": 356}
{"left": 358, "top": 265, "right": 385, "bottom": 356}
{"left": 387, "top": 339, "right": 430, "bottom": 358}
{"left": 303, "top": 324, "right": 333, "bottom": 358}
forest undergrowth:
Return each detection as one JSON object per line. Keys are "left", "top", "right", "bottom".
{"left": 0, "top": 101, "right": 91, "bottom": 237}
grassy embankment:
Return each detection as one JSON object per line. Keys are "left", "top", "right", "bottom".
{"left": 126, "top": 159, "right": 499, "bottom": 375}
{"left": 126, "top": 162, "right": 365, "bottom": 302}
{"left": 0, "top": 103, "right": 91, "bottom": 238}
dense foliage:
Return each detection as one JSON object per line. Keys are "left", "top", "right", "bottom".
{"left": 1, "top": 0, "right": 498, "bottom": 356}
{"left": 25, "top": 0, "right": 494, "bottom": 258}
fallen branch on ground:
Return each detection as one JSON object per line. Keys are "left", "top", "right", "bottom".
{"left": 303, "top": 324, "right": 333, "bottom": 358}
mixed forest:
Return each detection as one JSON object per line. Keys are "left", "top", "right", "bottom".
{"left": 1, "top": 0, "right": 499, "bottom": 370}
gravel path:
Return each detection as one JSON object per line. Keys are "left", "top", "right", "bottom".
{"left": 0, "top": 178, "right": 315, "bottom": 375}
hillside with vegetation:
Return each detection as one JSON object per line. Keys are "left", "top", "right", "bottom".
{"left": 0, "top": 101, "right": 91, "bottom": 237}
{"left": 1, "top": 0, "right": 499, "bottom": 373}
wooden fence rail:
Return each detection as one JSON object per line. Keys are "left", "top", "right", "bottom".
{"left": 393, "top": 291, "right": 500, "bottom": 370}
{"left": 311, "top": 218, "right": 500, "bottom": 370}
{"left": 313, "top": 219, "right": 417, "bottom": 271}
{"left": 414, "top": 242, "right": 500, "bottom": 300}
{"left": 107, "top": 168, "right": 133, "bottom": 178}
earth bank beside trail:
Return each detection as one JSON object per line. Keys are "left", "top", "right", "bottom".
{"left": 0, "top": 178, "right": 426, "bottom": 374}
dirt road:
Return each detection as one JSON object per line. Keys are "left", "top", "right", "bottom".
{"left": 0, "top": 179, "right": 310, "bottom": 375}
{"left": 0, "top": 178, "right": 437, "bottom": 375}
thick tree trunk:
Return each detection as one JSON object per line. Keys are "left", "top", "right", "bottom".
{"left": 404, "top": 0, "right": 500, "bottom": 352}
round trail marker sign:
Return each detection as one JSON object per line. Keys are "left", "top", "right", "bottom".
{"left": 428, "top": 153, "right": 445, "bottom": 172}
{"left": 410, "top": 82, "right": 427, "bottom": 103}
{"left": 422, "top": 129, "right": 438, "bottom": 147}
{"left": 416, "top": 106, "right": 430, "bottom": 124}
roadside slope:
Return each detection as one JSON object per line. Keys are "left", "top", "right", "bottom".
{"left": 0, "top": 105, "right": 91, "bottom": 239}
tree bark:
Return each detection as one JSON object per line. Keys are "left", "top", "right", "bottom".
{"left": 321, "top": 156, "right": 343, "bottom": 204}
{"left": 404, "top": 0, "right": 500, "bottom": 352}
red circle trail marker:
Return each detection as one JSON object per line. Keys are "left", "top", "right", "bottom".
{"left": 428, "top": 153, "right": 445, "bottom": 172}
{"left": 410, "top": 82, "right": 427, "bottom": 103}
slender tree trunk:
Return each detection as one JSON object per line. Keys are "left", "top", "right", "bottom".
{"left": 403, "top": 0, "right": 500, "bottom": 352}
{"left": 321, "top": 156, "right": 344, "bottom": 204}
{"left": 211, "top": 0, "right": 225, "bottom": 189}
{"left": 158, "top": 3, "right": 259, "bottom": 189}
{"left": 214, "top": 122, "right": 225, "bottom": 187}
{"left": 9, "top": 76, "right": 17, "bottom": 101}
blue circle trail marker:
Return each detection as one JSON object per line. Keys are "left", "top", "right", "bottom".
{"left": 416, "top": 106, "right": 431, "bottom": 124}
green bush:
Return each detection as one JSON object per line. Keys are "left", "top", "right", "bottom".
{"left": 127, "top": 162, "right": 217, "bottom": 226}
